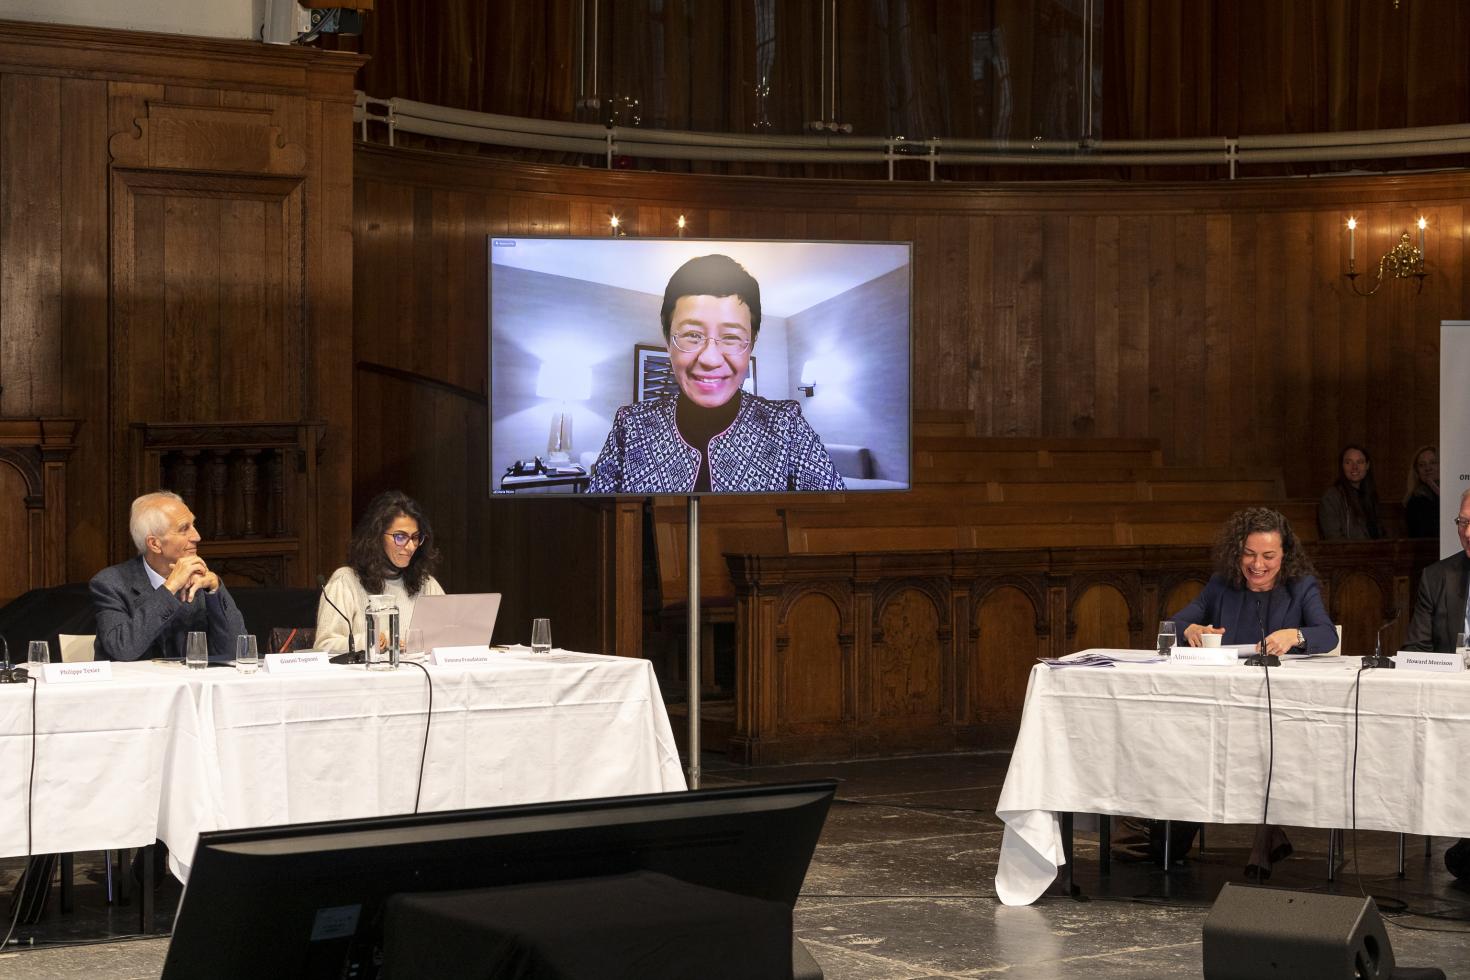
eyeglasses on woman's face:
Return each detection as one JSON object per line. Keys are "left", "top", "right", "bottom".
{"left": 669, "top": 330, "right": 752, "bottom": 355}
{"left": 385, "top": 531, "right": 426, "bottom": 548}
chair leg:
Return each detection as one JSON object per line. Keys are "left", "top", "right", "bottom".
{"left": 105, "top": 850, "right": 115, "bottom": 904}
{"left": 1398, "top": 833, "right": 1407, "bottom": 878}
{"left": 1327, "top": 829, "right": 1339, "bottom": 881}
{"left": 1162, "top": 819, "right": 1172, "bottom": 869}
{"left": 60, "top": 852, "right": 74, "bottom": 914}
{"left": 1197, "top": 825, "right": 1207, "bottom": 853}
{"left": 1098, "top": 814, "right": 1111, "bottom": 877}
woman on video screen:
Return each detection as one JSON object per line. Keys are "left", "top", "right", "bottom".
{"left": 588, "top": 254, "right": 845, "bottom": 494}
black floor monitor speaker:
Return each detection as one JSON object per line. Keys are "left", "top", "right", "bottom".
{"left": 1203, "top": 883, "right": 1394, "bottom": 980}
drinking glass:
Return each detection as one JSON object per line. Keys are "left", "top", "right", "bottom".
{"left": 236, "top": 634, "right": 259, "bottom": 674}
{"left": 531, "top": 618, "right": 552, "bottom": 655}
{"left": 186, "top": 631, "right": 208, "bottom": 670}
{"left": 403, "top": 628, "right": 426, "bottom": 661}
{"left": 27, "top": 640, "right": 49, "bottom": 670}
{"left": 1156, "top": 620, "right": 1177, "bottom": 656}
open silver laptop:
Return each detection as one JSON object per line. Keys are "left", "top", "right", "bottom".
{"left": 409, "top": 593, "right": 501, "bottom": 652}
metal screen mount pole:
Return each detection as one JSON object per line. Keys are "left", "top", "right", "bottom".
{"left": 686, "top": 494, "right": 701, "bottom": 788}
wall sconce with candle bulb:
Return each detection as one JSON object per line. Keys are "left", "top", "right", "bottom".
{"left": 797, "top": 360, "right": 818, "bottom": 397}
{"left": 1345, "top": 215, "right": 1428, "bottom": 296}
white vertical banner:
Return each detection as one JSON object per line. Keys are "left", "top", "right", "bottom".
{"left": 1440, "top": 321, "right": 1470, "bottom": 557}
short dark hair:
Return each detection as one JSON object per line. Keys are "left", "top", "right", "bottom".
{"left": 347, "top": 490, "right": 440, "bottom": 596}
{"left": 660, "top": 254, "right": 762, "bottom": 340}
{"left": 1214, "top": 507, "right": 1316, "bottom": 589}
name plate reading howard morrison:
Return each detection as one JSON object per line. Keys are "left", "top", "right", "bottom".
{"left": 1395, "top": 650, "right": 1467, "bottom": 673}
{"left": 42, "top": 661, "right": 114, "bottom": 684}
{"left": 263, "top": 651, "right": 334, "bottom": 674}
{"left": 430, "top": 646, "right": 496, "bottom": 667}
{"left": 1170, "top": 647, "right": 1239, "bottom": 667}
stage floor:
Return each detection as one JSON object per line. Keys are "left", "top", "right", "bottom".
{"left": 6, "top": 750, "right": 1470, "bottom": 978}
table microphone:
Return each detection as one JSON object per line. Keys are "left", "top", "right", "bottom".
{"left": 1362, "top": 617, "right": 1397, "bottom": 670}
{"left": 317, "top": 576, "right": 363, "bottom": 665}
{"left": 1243, "top": 596, "right": 1279, "bottom": 667}
{"left": 0, "top": 635, "right": 26, "bottom": 684}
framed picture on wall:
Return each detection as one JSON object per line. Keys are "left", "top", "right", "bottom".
{"left": 634, "top": 344, "right": 757, "bottom": 401}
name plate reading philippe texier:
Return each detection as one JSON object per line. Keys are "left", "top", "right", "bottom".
{"left": 42, "top": 661, "right": 114, "bottom": 683}
{"left": 431, "top": 646, "right": 496, "bottom": 667}
{"left": 1395, "top": 650, "right": 1467, "bottom": 673}
{"left": 264, "top": 651, "right": 334, "bottom": 673}
{"left": 1170, "top": 647, "right": 1239, "bottom": 667}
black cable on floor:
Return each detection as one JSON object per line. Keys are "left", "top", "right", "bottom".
{"left": 1351, "top": 663, "right": 1367, "bottom": 897}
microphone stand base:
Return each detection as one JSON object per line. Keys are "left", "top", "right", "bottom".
{"left": 1360, "top": 655, "right": 1397, "bottom": 669}
{"left": 328, "top": 651, "right": 364, "bottom": 665}
{"left": 1242, "top": 653, "right": 1279, "bottom": 667}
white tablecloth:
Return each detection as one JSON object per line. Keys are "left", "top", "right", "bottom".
{"left": 2, "top": 649, "right": 686, "bottom": 882}
{"left": 994, "top": 651, "right": 1470, "bottom": 905}
{"left": 0, "top": 668, "right": 206, "bottom": 864}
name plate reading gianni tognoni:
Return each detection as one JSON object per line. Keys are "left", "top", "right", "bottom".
{"left": 1395, "top": 650, "right": 1467, "bottom": 673}
{"left": 264, "top": 651, "right": 334, "bottom": 673}
{"left": 43, "top": 661, "right": 114, "bottom": 683}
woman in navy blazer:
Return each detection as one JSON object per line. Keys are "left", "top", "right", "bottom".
{"left": 1172, "top": 507, "right": 1336, "bottom": 656}
{"left": 1160, "top": 506, "right": 1334, "bottom": 878}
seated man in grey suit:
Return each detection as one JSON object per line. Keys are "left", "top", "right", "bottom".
{"left": 1403, "top": 485, "right": 1470, "bottom": 878}
{"left": 90, "top": 490, "right": 245, "bottom": 661}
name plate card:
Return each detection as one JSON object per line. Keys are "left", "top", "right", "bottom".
{"left": 43, "top": 661, "right": 113, "bottom": 683}
{"left": 1395, "top": 650, "right": 1467, "bottom": 673}
{"left": 431, "top": 646, "right": 496, "bottom": 667}
{"left": 264, "top": 651, "right": 334, "bottom": 673}
{"left": 1170, "top": 647, "right": 1239, "bottom": 667}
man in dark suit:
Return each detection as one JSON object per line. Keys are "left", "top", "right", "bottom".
{"left": 1402, "top": 486, "right": 1470, "bottom": 879}
{"left": 1403, "top": 487, "right": 1470, "bottom": 654}
{"left": 90, "top": 491, "right": 244, "bottom": 661}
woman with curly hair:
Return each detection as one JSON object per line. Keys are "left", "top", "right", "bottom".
{"left": 1157, "top": 506, "right": 1335, "bottom": 878}
{"left": 1174, "top": 506, "right": 1337, "bottom": 657}
{"left": 314, "top": 490, "right": 445, "bottom": 653}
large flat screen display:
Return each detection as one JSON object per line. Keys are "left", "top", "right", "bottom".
{"left": 489, "top": 237, "right": 911, "bottom": 496}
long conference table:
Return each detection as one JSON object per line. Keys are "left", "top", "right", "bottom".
{"left": 994, "top": 651, "right": 1470, "bottom": 906}
{"left": 0, "top": 648, "right": 687, "bottom": 891}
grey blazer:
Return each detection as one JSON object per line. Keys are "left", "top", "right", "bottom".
{"left": 1403, "top": 551, "right": 1470, "bottom": 654}
{"left": 89, "top": 555, "right": 245, "bottom": 662}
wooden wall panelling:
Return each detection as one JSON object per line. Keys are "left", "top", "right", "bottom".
{"left": 0, "top": 22, "right": 360, "bottom": 588}
{"left": 0, "top": 420, "right": 79, "bottom": 605}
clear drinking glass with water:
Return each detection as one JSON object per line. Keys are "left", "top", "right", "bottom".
{"left": 531, "top": 618, "right": 552, "bottom": 655}
{"left": 365, "top": 594, "right": 400, "bottom": 671}
{"left": 235, "top": 634, "right": 259, "bottom": 674}
{"left": 185, "top": 631, "right": 208, "bottom": 670}
{"left": 27, "top": 640, "right": 49, "bottom": 670}
{"left": 1157, "top": 620, "right": 1177, "bottom": 657}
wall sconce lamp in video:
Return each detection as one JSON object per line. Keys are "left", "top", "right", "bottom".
{"left": 536, "top": 362, "right": 593, "bottom": 464}
{"left": 797, "top": 360, "right": 818, "bottom": 397}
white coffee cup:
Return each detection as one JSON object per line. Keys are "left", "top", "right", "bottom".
{"left": 1199, "top": 632, "right": 1222, "bottom": 648}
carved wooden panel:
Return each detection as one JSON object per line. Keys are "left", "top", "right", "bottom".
{"left": 1326, "top": 571, "right": 1391, "bottom": 657}
{"left": 974, "top": 585, "right": 1042, "bottom": 729}
{"left": 872, "top": 586, "right": 944, "bottom": 723}
{"left": 1072, "top": 583, "right": 1132, "bottom": 650}
{"left": 777, "top": 593, "right": 845, "bottom": 732}
{"left": 0, "top": 461, "right": 30, "bottom": 604}
{"left": 1162, "top": 578, "right": 1206, "bottom": 620}
{"left": 110, "top": 102, "right": 307, "bottom": 174}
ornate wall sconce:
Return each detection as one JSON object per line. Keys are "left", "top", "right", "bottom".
{"left": 1345, "top": 216, "right": 1427, "bottom": 296}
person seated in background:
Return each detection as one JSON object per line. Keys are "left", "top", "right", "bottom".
{"left": 315, "top": 490, "right": 444, "bottom": 653}
{"left": 1404, "top": 445, "right": 1440, "bottom": 539}
{"left": 588, "top": 253, "right": 845, "bottom": 493}
{"left": 1318, "top": 444, "right": 1384, "bottom": 540}
{"left": 90, "top": 490, "right": 245, "bottom": 661}
{"left": 1161, "top": 507, "right": 1336, "bottom": 877}
{"left": 1404, "top": 487, "right": 1470, "bottom": 879}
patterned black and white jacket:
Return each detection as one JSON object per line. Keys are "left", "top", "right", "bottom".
{"left": 587, "top": 393, "right": 845, "bottom": 493}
